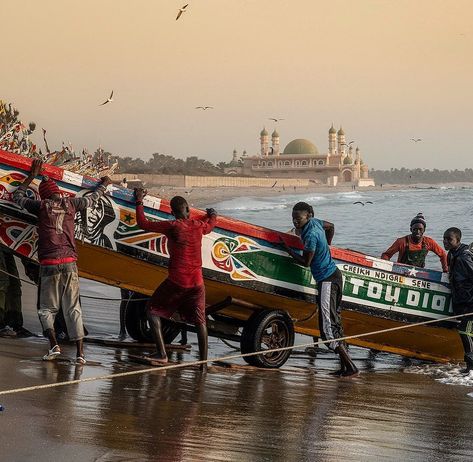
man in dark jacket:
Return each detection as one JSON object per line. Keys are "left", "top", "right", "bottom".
{"left": 13, "top": 159, "right": 111, "bottom": 364}
{"left": 443, "top": 227, "right": 473, "bottom": 374}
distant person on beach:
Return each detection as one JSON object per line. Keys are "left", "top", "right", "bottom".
{"left": 13, "top": 159, "right": 111, "bottom": 364}
{"left": 381, "top": 213, "right": 448, "bottom": 271}
{"left": 134, "top": 188, "right": 217, "bottom": 371}
{"left": 280, "top": 201, "right": 358, "bottom": 377}
{"left": 121, "top": 177, "right": 128, "bottom": 188}
{"left": 443, "top": 227, "right": 473, "bottom": 374}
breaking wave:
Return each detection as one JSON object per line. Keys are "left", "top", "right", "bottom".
{"left": 404, "top": 362, "right": 473, "bottom": 387}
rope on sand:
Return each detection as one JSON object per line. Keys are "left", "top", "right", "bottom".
{"left": 0, "top": 312, "right": 470, "bottom": 397}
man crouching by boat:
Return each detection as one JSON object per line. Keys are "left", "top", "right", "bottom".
{"left": 443, "top": 227, "right": 473, "bottom": 374}
{"left": 381, "top": 213, "right": 448, "bottom": 272}
{"left": 134, "top": 188, "right": 217, "bottom": 371}
{"left": 281, "top": 202, "right": 358, "bottom": 377}
{"left": 13, "top": 159, "right": 111, "bottom": 364}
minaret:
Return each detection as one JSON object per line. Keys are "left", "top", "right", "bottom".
{"left": 328, "top": 124, "right": 336, "bottom": 155}
{"left": 355, "top": 146, "right": 361, "bottom": 179}
{"left": 232, "top": 149, "right": 238, "bottom": 163}
{"left": 337, "top": 126, "right": 346, "bottom": 155}
{"left": 271, "top": 129, "right": 280, "bottom": 156}
{"left": 260, "top": 127, "right": 269, "bottom": 156}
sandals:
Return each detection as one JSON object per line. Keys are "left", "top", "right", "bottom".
{"left": 42, "top": 345, "right": 61, "bottom": 361}
{"left": 76, "top": 356, "right": 87, "bottom": 365}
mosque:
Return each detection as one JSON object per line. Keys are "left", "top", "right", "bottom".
{"left": 225, "top": 125, "right": 375, "bottom": 187}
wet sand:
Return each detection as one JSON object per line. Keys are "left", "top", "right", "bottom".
{"left": 2, "top": 272, "right": 473, "bottom": 461}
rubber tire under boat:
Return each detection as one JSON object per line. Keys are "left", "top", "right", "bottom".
{"left": 124, "top": 294, "right": 181, "bottom": 344}
{"left": 240, "top": 309, "right": 295, "bottom": 368}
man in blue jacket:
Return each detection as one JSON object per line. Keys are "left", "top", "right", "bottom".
{"left": 444, "top": 227, "right": 473, "bottom": 374}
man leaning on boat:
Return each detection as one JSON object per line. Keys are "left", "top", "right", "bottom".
{"left": 381, "top": 213, "right": 448, "bottom": 271}
{"left": 12, "top": 159, "right": 112, "bottom": 364}
{"left": 281, "top": 201, "right": 359, "bottom": 377}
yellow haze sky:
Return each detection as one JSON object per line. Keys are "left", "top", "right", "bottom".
{"left": 2, "top": 0, "right": 472, "bottom": 169}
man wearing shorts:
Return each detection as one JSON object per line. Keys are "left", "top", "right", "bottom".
{"left": 134, "top": 189, "right": 217, "bottom": 370}
{"left": 13, "top": 159, "right": 111, "bottom": 364}
{"left": 281, "top": 201, "right": 358, "bottom": 377}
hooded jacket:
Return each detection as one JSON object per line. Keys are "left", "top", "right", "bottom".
{"left": 448, "top": 243, "right": 473, "bottom": 311}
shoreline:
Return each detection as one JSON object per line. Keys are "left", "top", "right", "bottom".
{"left": 147, "top": 182, "right": 473, "bottom": 208}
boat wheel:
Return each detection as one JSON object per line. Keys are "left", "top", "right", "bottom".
{"left": 240, "top": 309, "right": 295, "bottom": 368}
{"left": 125, "top": 293, "right": 181, "bottom": 344}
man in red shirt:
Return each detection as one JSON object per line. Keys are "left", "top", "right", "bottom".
{"left": 134, "top": 188, "right": 217, "bottom": 370}
{"left": 381, "top": 213, "right": 448, "bottom": 271}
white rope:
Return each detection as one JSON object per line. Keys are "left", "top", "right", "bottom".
{"left": 0, "top": 311, "right": 470, "bottom": 397}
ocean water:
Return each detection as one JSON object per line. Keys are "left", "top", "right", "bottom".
{"left": 213, "top": 186, "right": 473, "bottom": 272}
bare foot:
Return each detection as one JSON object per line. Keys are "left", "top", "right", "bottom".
{"left": 146, "top": 352, "right": 168, "bottom": 365}
{"left": 340, "top": 368, "right": 360, "bottom": 378}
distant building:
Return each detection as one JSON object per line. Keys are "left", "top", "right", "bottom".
{"left": 225, "top": 125, "right": 375, "bottom": 187}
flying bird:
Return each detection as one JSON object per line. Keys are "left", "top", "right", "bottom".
{"left": 353, "top": 201, "right": 373, "bottom": 206}
{"left": 99, "top": 91, "right": 114, "bottom": 106}
{"left": 176, "top": 4, "right": 189, "bottom": 21}
{"left": 268, "top": 118, "right": 284, "bottom": 122}
{"left": 342, "top": 141, "right": 355, "bottom": 146}
{"left": 410, "top": 138, "right": 422, "bottom": 143}
{"left": 195, "top": 106, "right": 213, "bottom": 110}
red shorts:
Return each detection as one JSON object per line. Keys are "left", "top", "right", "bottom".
{"left": 148, "top": 278, "right": 206, "bottom": 326}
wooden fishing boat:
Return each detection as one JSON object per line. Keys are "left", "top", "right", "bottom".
{"left": 0, "top": 149, "right": 463, "bottom": 367}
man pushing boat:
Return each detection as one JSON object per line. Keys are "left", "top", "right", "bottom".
{"left": 281, "top": 201, "right": 358, "bottom": 377}
{"left": 13, "top": 159, "right": 112, "bottom": 364}
{"left": 381, "top": 213, "right": 448, "bottom": 271}
{"left": 134, "top": 188, "right": 217, "bottom": 371}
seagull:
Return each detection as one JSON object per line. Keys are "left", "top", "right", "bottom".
{"left": 176, "top": 4, "right": 189, "bottom": 21}
{"left": 410, "top": 138, "right": 422, "bottom": 143}
{"left": 342, "top": 141, "right": 355, "bottom": 146}
{"left": 353, "top": 201, "right": 373, "bottom": 206}
{"left": 99, "top": 91, "right": 114, "bottom": 106}
{"left": 195, "top": 106, "right": 213, "bottom": 110}
{"left": 268, "top": 118, "right": 284, "bottom": 122}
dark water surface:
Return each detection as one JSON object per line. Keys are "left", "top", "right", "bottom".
{"left": 2, "top": 188, "right": 473, "bottom": 461}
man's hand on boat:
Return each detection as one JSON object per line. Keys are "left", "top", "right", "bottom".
{"left": 100, "top": 176, "right": 112, "bottom": 188}
{"left": 29, "top": 158, "right": 44, "bottom": 178}
{"left": 134, "top": 188, "right": 147, "bottom": 202}
{"left": 279, "top": 236, "right": 291, "bottom": 252}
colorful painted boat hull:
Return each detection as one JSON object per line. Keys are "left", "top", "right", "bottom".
{"left": 0, "top": 150, "right": 464, "bottom": 362}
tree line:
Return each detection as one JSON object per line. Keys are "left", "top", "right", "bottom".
{"left": 115, "top": 152, "right": 229, "bottom": 176}
{"left": 371, "top": 168, "right": 473, "bottom": 185}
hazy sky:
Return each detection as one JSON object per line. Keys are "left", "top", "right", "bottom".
{"left": 2, "top": 0, "right": 472, "bottom": 169}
